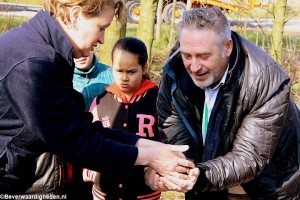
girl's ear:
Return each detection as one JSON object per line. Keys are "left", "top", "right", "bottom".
{"left": 142, "top": 63, "right": 148, "bottom": 75}
{"left": 142, "top": 63, "right": 151, "bottom": 80}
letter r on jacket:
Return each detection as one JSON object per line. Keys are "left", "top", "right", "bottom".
{"left": 136, "top": 114, "right": 155, "bottom": 137}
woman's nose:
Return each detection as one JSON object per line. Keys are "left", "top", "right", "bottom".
{"left": 98, "top": 32, "right": 105, "bottom": 44}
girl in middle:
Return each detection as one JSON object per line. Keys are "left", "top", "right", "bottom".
{"left": 83, "top": 37, "right": 161, "bottom": 200}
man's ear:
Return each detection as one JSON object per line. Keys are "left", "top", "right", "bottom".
{"left": 69, "top": 6, "right": 81, "bottom": 29}
{"left": 226, "top": 38, "right": 233, "bottom": 57}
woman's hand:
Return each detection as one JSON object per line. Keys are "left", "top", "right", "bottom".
{"left": 135, "top": 139, "right": 195, "bottom": 177}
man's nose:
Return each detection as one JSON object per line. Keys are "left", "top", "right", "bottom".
{"left": 190, "top": 58, "right": 201, "bottom": 73}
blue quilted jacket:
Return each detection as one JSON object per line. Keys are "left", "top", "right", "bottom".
{"left": 73, "top": 56, "right": 113, "bottom": 111}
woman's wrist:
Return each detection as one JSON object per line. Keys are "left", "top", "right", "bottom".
{"left": 135, "top": 146, "right": 151, "bottom": 166}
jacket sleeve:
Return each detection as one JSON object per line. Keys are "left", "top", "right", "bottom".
{"left": 5, "top": 58, "right": 138, "bottom": 174}
{"left": 195, "top": 57, "right": 291, "bottom": 192}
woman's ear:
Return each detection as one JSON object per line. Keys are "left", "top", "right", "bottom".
{"left": 69, "top": 6, "right": 81, "bottom": 30}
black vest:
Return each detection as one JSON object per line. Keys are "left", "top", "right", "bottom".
{"left": 94, "top": 87, "right": 159, "bottom": 199}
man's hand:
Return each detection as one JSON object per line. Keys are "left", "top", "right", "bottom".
{"left": 161, "top": 167, "right": 200, "bottom": 193}
{"left": 145, "top": 167, "right": 200, "bottom": 193}
{"left": 144, "top": 167, "right": 161, "bottom": 191}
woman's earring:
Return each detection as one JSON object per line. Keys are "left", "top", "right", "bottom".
{"left": 73, "top": 23, "right": 78, "bottom": 30}
{"left": 67, "top": 23, "right": 72, "bottom": 29}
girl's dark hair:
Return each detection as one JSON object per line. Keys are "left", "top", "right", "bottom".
{"left": 111, "top": 37, "right": 150, "bottom": 79}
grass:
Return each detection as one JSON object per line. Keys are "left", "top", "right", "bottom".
{"left": 0, "top": 15, "right": 28, "bottom": 34}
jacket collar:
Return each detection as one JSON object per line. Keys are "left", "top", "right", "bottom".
{"left": 30, "top": 10, "right": 74, "bottom": 67}
{"left": 163, "top": 48, "right": 181, "bottom": 81}
{"left": 105, "top": 80, "right": 158, "bottom": 103}
{"left": 224, "top": 31, "right": 244, "bottom": 88}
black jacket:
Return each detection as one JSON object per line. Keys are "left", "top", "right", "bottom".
{"left": 0, "top": 10, "right": 138, "bottom": 194}
{"left": 157, "top": 32, "right": 300, "bottom": 199}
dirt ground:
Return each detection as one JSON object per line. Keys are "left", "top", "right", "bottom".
{"left": 161, "top": 185, "right": 251, "bottom": 199}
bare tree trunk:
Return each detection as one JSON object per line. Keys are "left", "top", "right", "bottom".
{"left": 155, "top": 0, "right": 164, "bottom": 41}
{"left": 136, "top": 0, "right": 158, "bottom": 70}
{"left": 168, "top": 0, "right": 177, "bottom": 49}
{"left": 98, "top": 19, "right": 126, "bottom": 66}
{"left": 270, "top": 0, "right": 287, "bottom": 65}
{"left": 186, "top": 0, "right": 192, "bottom": 10}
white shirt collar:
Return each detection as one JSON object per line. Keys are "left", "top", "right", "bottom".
{"left": 205, "top": 64, "right": 229, "bottom": 92}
